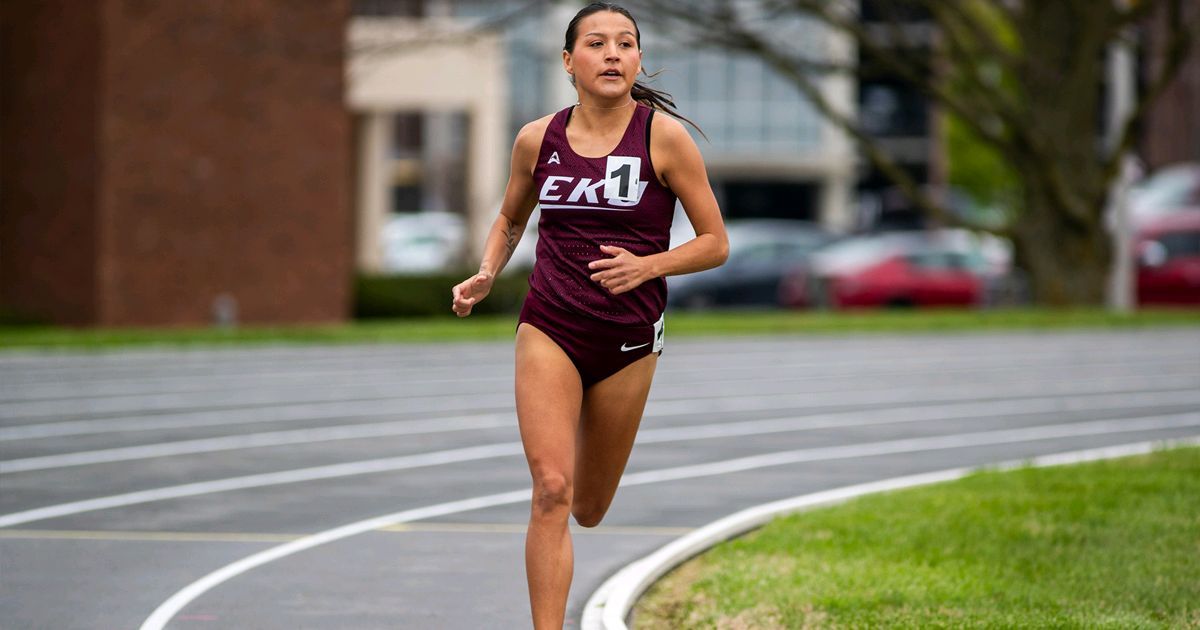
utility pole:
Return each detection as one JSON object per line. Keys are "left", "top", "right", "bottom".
{"left": 1105, "top": 11, "right": 1138, "bottom": 313}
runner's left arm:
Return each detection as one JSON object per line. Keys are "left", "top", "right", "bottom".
{"left": 587, "top": 115, "right": 728, "bottom": 295}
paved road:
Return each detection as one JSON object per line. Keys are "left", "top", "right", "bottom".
{"left": 1, "top": 328, "right": 1198, "bottom": 629}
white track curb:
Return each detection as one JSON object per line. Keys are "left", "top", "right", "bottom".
{"left": 581, "top": 436, "right": 1200, "bottom": 630}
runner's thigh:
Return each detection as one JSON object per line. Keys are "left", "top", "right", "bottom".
{"left": 575, "top": 353, "right": 658, "bottom": 499}
{"left": 515, "top": 323, "right": 584, "bottom": 478}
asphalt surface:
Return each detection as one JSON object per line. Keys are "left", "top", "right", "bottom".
{"left": 1, "top": 327, "right": 1198, "bottom": 629}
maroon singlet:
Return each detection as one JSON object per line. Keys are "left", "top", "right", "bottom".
{"left": 528, "top": 103, "right": 677, "bottom": 326}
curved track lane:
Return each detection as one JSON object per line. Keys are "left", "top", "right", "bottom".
{"left": 1, "top": 328, "right": 1197, "bottom": 629}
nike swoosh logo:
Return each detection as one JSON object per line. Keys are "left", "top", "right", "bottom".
{"left": 620, "top": 342, "right": 650, "bottom": 352}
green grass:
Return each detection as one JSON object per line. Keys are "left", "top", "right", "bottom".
{"left": 634, "top": 445, "right": 1200, "bottom": 629}
{"left": 0, "top": 307, "right": 1197, "bottom": 351}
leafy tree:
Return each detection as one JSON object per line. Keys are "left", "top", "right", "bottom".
{"left": 628, "top": 0, "right": 1197, "bottom": 305}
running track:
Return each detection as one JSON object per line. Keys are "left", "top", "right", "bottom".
{"left": 1, "top": 328, "right": 1198, "bottom": 629}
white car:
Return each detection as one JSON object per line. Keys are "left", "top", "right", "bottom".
{"left": 381, "top": 212, "right": 466, "bottom": 273}
{"left": 1130, "top": 163, "right": 1200, "bottom": 226}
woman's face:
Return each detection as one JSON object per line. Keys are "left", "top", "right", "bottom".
{"left": 563, "top": 11, "right": 642, "bottom": 102}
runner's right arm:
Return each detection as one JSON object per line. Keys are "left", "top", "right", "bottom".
{"left": 452, "top": 117, "right": 549, "bottom": 317}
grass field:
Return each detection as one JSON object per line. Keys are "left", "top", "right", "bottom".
{"left": 1, "top": 307, "right": 1198, "bottom": 350}
{"left": 634, "top": 445, "right": 1200, "bottom": 629}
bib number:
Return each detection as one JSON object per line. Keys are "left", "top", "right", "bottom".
{"left": 604, "top": 156, "right": 641, "bottom": 203}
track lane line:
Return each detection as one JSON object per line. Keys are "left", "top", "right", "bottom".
{"left": 5, "top": 387, "right": 1200, "bottom": 474}
{"left": 5, "top": 348, "right": 1195, "bottom": 418}
{"left": 136, "top": 413, "right": 1200, "bottom": 630}
{"left": 3, "top": 409, "right": 1197, "bottom": 529}
{"left": 5, "top": 364, "right": 1196, "bottom": 441}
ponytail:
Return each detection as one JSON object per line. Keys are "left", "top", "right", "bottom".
{"left": 631, "top": 73, "right": 709, "bottom": 142}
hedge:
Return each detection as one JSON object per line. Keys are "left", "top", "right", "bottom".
{"left": 354, "top": 270, "right": 530, "bottom": 319}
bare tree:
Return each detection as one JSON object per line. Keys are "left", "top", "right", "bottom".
{"left": 627, "top": 0, "right": 1198, "bottom": 305}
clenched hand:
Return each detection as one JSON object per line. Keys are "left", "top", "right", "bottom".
{"left": 452, "top": 271, "right": 495, "bottom": 317}
{"left": 588, "top": 245, "right": 653, "bottom": 295}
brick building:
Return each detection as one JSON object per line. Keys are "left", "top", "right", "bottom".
{"left": 1, "top": 1, "right": 353, "bottom": 327}
{"left": 1140, "top": 2, "right": 1200, "bottom": 169}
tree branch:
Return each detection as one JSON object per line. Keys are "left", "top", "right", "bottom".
{"left": 725, "top": 26, "right": 1012, "bottom": 236}
{"left": 924, "top": 3, "right": 1024, "bottom": 134}
{"left": 633, "top": 0, "right": 1095, "bottom": 231}
{"left": 774, "top": 2, "right": 1091, "bottom": 230}
{"left": 782, "top": 0, "right": 1023, "bottom": 156}
{"left": 925, "top": 0, "right": 1024, "bottom": 72}
{"left": 906, "top": 4, "right": 1090, "bottom": 230}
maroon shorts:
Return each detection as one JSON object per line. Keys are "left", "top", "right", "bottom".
{"left": 517, "top": 289, "right": 664, "bottom": 389}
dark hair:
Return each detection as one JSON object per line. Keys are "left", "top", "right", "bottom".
{"left": 563, "top": 2, "right": 706, "bottom": 139}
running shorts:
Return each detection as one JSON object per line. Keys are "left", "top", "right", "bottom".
{"left": 517, "top": 289, "right": 664, "bottom": 389}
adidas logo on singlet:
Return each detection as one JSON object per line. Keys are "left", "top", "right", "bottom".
{"left": 548, "top": 151, "right": 560, "bottom": 165}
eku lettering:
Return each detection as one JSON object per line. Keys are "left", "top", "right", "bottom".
{"left": 539, "top": 175, "right": 648, "bottom": 209}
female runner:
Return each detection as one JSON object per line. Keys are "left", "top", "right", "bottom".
{"left": 451, "top": 3, "right": 728, "bottom": 627}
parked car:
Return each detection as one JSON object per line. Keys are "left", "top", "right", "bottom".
{"left": 1130, "top": 162, "right": 1200, "bottom": 226}
{"left": 783, "top": 229, "right": 1011, "bottom": 309}
{"left": 1136, "top": 211, "right": 1200, "bottom": 306}
{"left": 666, "top": 220, "right": 838, "bottom": 309}
{"left": 381, "top": 212, "right": 466, "bottom": 273}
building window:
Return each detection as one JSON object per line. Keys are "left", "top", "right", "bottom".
{"left": 353, "top": 0, "right": 425, "bottom": 17}
{"left": 860, "top": 0, "right": 930, "bottom": 23}
{"left": 858, "top": 80, "right": 927, "bottom": 137}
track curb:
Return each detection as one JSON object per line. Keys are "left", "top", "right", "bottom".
{"left": 581, "top": 435, "right": 1200, "bottom": 630}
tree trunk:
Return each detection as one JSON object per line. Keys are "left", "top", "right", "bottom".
{"left": 1011, "top": 183, "right": 1112, "bottom": 305}
{"left": 1007, "top": 1, "right": 1117, "bottom": 306}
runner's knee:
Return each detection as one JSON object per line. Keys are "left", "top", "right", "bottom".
{"left": 531, "top": 470, "right": 572, "bottom": 516}
{"left": 571, "top": 500, "right": 607, "bottom": 528}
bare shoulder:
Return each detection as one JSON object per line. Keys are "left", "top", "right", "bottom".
{"left": 650, "top": 111, "right": 696, "bottom": 152}
{"left": 515, "top": 113, "right": 555, "bottom": 152}
{"left": 649, "top": 111, "right": 703, "bottom": 188}
{"left": 511, "top": 113, "right": 555, "bottom": 174}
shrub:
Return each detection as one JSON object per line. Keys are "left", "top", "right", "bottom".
{"left": 354, "top": 270, "right": 530, "bottom": 319}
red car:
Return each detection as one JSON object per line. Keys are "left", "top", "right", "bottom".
{"left": 1136, "top": 211, "right": 1200, "bottom": 306}
{"left": 782, "top": 230, "right": 1009, "bottom": 309}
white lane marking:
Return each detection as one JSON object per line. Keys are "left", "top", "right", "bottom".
{"left": 137, "top": 417, "right": 1200, "bottom": 630}
{"left": 647, "top": 378, "right": 1199, "bottom": 419}
{"left": 0, "top": 414, "right": 513, "bottom": 473}
{"left": 0, "top": 347, "right": 517, "bottom": 384}
{"left": 0, "top": 523, "right": 692, "bottom": 541}
{"left": 0, "top": 376, "right": 511, "bottom": 410}
{"left": 7, "top": 333, "right": 1197, "bottom": 412}
{"left": 621, "top": 412, "right": 1200, "bottom": 485}
{"left": 639, "top": 389, "right": 1200, "bottom": 444}
{"left": 586, "top": 436, "right": 1200, "bottom": 630}
{"left": 6, "top": 329, "right": 1193, "bottom": 383}
{"left": 0, "top": 529, "right": 304, "bottom": 543}
{"left": 7, "top": 387, "right": 1200, "bottom": 474}
{"left": 5, "top": 361, "right": 1196, "bottom": 441}
{"left": 0, "top": 392, "right": 514, "bottom": 441}
{"left": 137, "top": 490, "right": 531, "bottom": 630}
{"left": 0, "top": 443, "right": 524, "bottom": 528}
{"left": 6, "top": 347, "right": 1195, "bottom": 412}
{"left": 2, "top": 400, "right": 1200, "bottom": 528}
{"left": 0, "top": 374, "right": 511, "bottom": 416}
{"left": 379, "top": 522, "right": 693, "bottom": 536}
{"left": 4, "top": 338, "right": 1192, "bottom": 411}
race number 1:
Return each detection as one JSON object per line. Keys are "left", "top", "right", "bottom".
{"left": 604, "top": 156, "right": 641, "bottom": 203}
